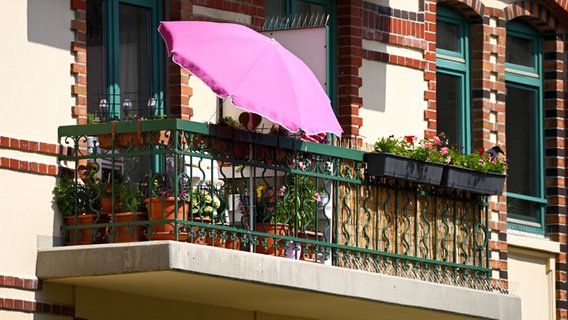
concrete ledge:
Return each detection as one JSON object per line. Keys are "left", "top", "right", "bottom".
{"left": 37, "top": 241, "right": 521, "bottom": 320}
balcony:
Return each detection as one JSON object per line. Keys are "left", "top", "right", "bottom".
{"left": 37, "top": 119, "right": 520, "bottom": 319}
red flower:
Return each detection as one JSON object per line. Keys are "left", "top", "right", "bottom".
{"left": 405, "top": 135, "right": 417, "bottom": 143}
{"left": 478, "top": 148, "right": 485, "bottom": 156}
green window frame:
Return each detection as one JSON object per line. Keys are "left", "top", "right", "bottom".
{"left": 87, "top": 0, "right": 164, "bottom": 121}
{"left": 505, "top": 21, "right": 546, "bottom": 235}
{"left": 436, "top": 6, "right": 471, "bottom": 152}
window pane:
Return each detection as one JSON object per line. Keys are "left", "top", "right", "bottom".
{"left": 506, "top": 35, "right": 534, "bottom": 68}
{"left": 508, "top": 198, "right": 540, "bottom": 220}
{"left": 437, "top": 20, "right": 460, "bottom": 53}
{"left": 86, "top": 0, "right": 107, "bottom": 117}
{"left": 506, "top": 85, "right": 539, "bottom": 217}
{"left": 437, "top": 73, "right": 462, "bottom": 146}
{"left": 265, "top": 0, "right": 285, "bottom": 18}
{"left": 119, "top": 3, "right": 152, "bottom": 119}
{"left": 296, "top": 1, "right": 325, "bottom": 16}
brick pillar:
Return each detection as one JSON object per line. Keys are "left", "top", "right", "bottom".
{"left": 544, "top": 32, "right": 568, "bottom": 320}
{"left": 503, "top": 2, "right": 568, "bottom": 318}
{"left": 71, "top": 0, "right": 87, "bottom": 124}
{"left": 423, "top": 0, "right": 437, "bottom": 136}
{"left": 336, "top": 0, "right": 363, "bottom": 141}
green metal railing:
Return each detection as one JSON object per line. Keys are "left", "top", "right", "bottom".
{"left": 57, "top": 119, "right": 490, "bottom": 286}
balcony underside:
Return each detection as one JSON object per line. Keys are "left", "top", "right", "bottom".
{"left": 37, "top": 241, "right": 520, "bottom": 320}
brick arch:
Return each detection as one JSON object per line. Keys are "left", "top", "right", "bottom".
{"left": 504, "top": 1, "right": 559, "bottom": 33}
{"left": 437, "top": 0, "right": 485, "bottom": 23}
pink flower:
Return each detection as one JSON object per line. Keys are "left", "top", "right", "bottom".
{"left": 314, "top": 192, "right": 321, "bottom": 203}
{"left": 278, "top": 186, "right": 286, "bottom": 197}
{"left": 424, "top": 142, "right": 434, "bottom": 150}
{"left": 445, "top": 156, "right": 452, "bottom": 164}
{"left": 434, "top": 136, "right": 441, "bottom": 145}
{"left": 440, "top": 147, "right": 448, "bottom": 155}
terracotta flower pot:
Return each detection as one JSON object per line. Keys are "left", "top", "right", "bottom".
{"left": 298, "top": 230, "right": 324, "bottom": 262}
{"left": 190, "top": 217, "right": 211, "bottom": 245}
{"left": 255, "top": 223, "right": 288, "bottom": 256}
{"left": 64, "top": 214, "right": 108, "bottom": 245}
{"left": 100, "top": 196, "right": 113, "bottom": 214}
{"left": 145, "top": 197, "right": 189, "bottom": 241}
{"left": 112, "top": 212, "right": 148, "bottom": 243}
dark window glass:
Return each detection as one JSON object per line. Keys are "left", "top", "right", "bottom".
{"left": 265, "top": 0, "right": 324, "bottom": 19}
{"left": 437, "top": 73, "right": 462, "bottom": 145}
{"left": 86, "top": 0, "right": 107, "bottom": 115}
{"left": 119, "top": 3, "right": 152, "bottom": 119}
{"left": 265, "top": 0, "right": 285, "bottom": 18}
{"left": 437, "top": 20, "right": 460, "bottom": 53}
{"left": 296, "top": 1, "right": 325, "bottom": 16}
{"left": 506, "top": 85, "right": 539, "bottom": 218}
{"left": 506, "top": 35, "right": 534, "bottom": 68}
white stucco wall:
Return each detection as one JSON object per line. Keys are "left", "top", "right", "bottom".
{"left": 482, "top": 0, "right": 518, "bottom": 10}
{"left": 0, "top": 0, "right": 73, "bottom": 286}
{"left": 359, "top": 58, "right": 427, "bottom": 144}
{"left": 0, "top": 0, "right": 75, "bottom": 141}
{"left": 188, "top": 75, "right": 220, "bottom": 123}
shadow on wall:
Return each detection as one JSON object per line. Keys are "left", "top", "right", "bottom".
{"left": 27, "top": 0, "right": 72, "bottom": 50}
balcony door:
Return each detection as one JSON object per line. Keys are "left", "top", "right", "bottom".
{"left": 87, "top": 0, "right": 163, "bottom": 121}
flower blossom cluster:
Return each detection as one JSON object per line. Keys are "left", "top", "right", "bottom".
{"left": 375, "top": 133, "right": 508, "bottom": 174}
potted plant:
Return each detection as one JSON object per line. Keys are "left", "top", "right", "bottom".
{"left": 365, "top": 134, "right": 446, "bottom": 185}
{"left": 143, "top": 173, "right": 189, "bottom": 241}
{"left": 279, "top": 162, "right": 323, "bottom": 261}
{"left": 53, "top": 174, "right": 106, "bottom": 245}
{"left": 95, "top": 114, "right": 169, "bottom": 150}
{"left": 211, "top": 116, "right": 248, "bottom": 160}
{"left": 254, "top": 182, "right": 290, "bottom": 256}
{"left": 367, "top": 133, "right": 508, "bottom": 194}
{"left": 441, "top": 146, "right": 507, "bottom": 195}
{"left": 187, "top": 185, "right": 238, "bottom": 248}
{"left": 111, "top": 181, "right": 147, "bottom": 242}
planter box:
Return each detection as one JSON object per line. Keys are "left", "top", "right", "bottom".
{"left": 364, "top": 153, "right": 444, "bottom": 185}
{"left": 441, "top": 166, "right": 506, "bottom": 195}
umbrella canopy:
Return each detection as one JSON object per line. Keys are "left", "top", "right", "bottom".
{"left": 158, "top": 21, "right": 343, "bottom": 136}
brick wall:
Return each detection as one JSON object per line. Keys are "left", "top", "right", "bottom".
{"left": 0, "top": 275, "right": 75, "bottom": 317}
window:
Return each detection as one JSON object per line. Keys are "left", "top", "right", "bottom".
{"left": 265, "top": 0, "right": 325, "bottom": 21}
{"left": 87, "top": 0, "right": 163, "bottom": 121}
{"left": 505, "top": 21, "right": 546, "bottom": 233}
{"left": 436, "top": 7, "right": 471, "bottom": 151}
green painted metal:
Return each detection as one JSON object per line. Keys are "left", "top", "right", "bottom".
{"left": 436, "top": 6, "right": 471, "bottom": 152}
{"left": 505, "top": 20, "right": 546, "bottom": 235}
{"left": 57, "top": 119, "right": 491, "bottom": 285}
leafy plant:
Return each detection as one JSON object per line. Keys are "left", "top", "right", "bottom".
{"left": 374, "top": 134, "right": 508, "bottom": 174}
{"left": 189, "top": 186, "right": 222, "bottom": 222}
{"left": 87, "top": 113, "right": 99, "bottom": 124}
{"left": 53, "top": 175, "right": 84, "bottom": 216}
{"left": 115, "top": 182, "right": 145, "bottom": 212}
{"left": 269, "top": 124, "right": 290, "bottom": 136}
{"left": 53, "top": 174, "right": 102, "bottom": 216}
{"left": 255, "top": 160, "right": 320, "bottom": 229}
{"left": 218, "top": 116, "right": 244, "bottom": 129}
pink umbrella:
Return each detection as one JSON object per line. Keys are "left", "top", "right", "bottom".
{"left": 158, "top": 21, "right": 343, "bottom": 136}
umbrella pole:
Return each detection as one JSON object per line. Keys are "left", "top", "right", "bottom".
{"left": 249, "top": 144, "right": 254, "bottom": 252}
